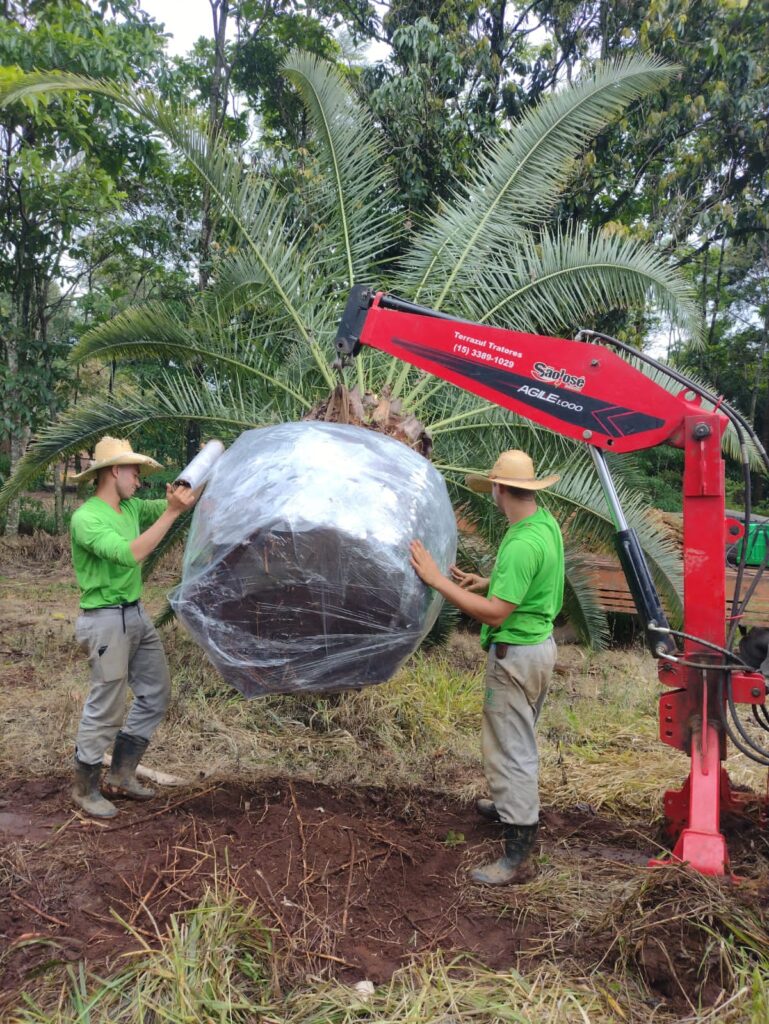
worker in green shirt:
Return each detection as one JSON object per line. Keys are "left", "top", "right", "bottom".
{"left": 410, "top": 449, "right": 563, "bottom": 886}
{"left": 69, "top": 436, "right": 198, "bottom": 819}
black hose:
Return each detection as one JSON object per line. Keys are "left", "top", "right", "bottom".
{"left": 726, "top": 676, "right": 769, "bottom": 764}
{"left": 650, "top": 625, "right": 756, "bottom": 668}
{"left": 717, "top": 674, "right": 769, "bottom": 766}
{"left": 576, "top": 329, "right": 769, "bottom": 647}
{"left": 755, "top": 698, "right": 769, "bottom": 730}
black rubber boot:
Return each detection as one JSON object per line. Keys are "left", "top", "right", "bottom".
{"left": 476, "top": 798, "right": 501, "bottom": 822}
{"left": 470, "top": 823, "right": 539, "bottom": 885}
{"left": 104, "top": 731, "right": 155, "bottom": 800}
{"left": 72, "top": 757, "right": 118, "bottom": 818}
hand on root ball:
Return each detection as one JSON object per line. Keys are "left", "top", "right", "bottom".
{"left": 410, "top": 539, "right": 443, "bottom": 588}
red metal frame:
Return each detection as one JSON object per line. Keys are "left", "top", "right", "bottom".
{"left": 352, "top": 292, "right": 766, "bottom": 876}
{"left": 654, "top": 417, "right": 762, "bottom": 875}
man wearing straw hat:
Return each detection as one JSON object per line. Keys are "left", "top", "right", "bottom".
{"left": 410, "top": 449, "right": 563, "bottom": 885}
{"left": 69, "top": 437, "right": 198, "bottom": 818}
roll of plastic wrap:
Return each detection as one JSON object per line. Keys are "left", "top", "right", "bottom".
{"left": 175, "top": 439, "right": 225, "bottom": 489}
{"left": 169, "top": 422, "right": 457, "bottom": 697}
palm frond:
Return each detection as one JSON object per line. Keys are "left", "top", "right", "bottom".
{"left": 75, "top": 302, "right": 313, "bottom": 413}
{"left": 545, "top": 454, "right": 682, "bottom": 621}
{"left": 0, "top": 379, "right": 277, "bottom": 512}
{"left": 141, "top": 511, "right": 192, "bottom": 583}
{"left": 282, "top": 51, "right": 398, "bottom": 287}
{"left": 456, "top": 225, "right": 703, "bottom": 343}
{"left": 154, "top": 600, "right": 177, "bottom": 629}
{"left": 562, "top": 548, "right": 611, "bottom": 648}
{"left": 400, "top": 54, "right": 678, "bottom": 308}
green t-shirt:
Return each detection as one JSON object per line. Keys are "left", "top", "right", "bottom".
{"left": 70, "top": 496, "right": 168, "bottom": 609}
{"left": 480, "top": 506, "right": 564, "bottom": 649}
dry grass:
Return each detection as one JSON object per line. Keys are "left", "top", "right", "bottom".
{"left": 1, "top": 880, "right": 681, "bottom": 1024}
{"left": 3, "top": 548, "right": 769, "bottom": 1021}
{"left": 1, "top": 569, "right": 766, "bottom": 814}
{"left": 8, "top": 870, "right": 769, "bottom": 1023}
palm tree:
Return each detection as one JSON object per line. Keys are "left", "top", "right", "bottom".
{"left": 0, "top": 53, "right": 704, "bottom": 644}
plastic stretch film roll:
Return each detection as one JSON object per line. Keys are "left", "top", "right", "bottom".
{"left": 169, "top": 422, "right": 457, "bottom": 697}
{"left": 175, "top": 439, "right": 225, "bottom": 489}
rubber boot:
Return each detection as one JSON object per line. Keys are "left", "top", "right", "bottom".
{"left": 72, "top": 757, "right": 118, "bottom": 818}
{"left": 476, "top": 798, "right": 501, "bottom": 822}
{"left": 470, "top": 823, "right": 539, "bottom": 885}
{"left": 104, "top": 731, "right": 155, "bottom": 800}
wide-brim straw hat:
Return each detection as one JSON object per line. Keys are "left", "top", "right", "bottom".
{"left": 466, "top": 449, "right": 560, "bottom": 493}
{"left": 70, "top": 436, "right": 162, "bottom": 482}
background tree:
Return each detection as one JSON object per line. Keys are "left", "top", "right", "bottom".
{"left": 0, "top": 54, "right": 703, "bottom": 644}
{"left": 0, "top": 0, "right": 169, "bottom": 532}
{"left": 359, "top": 1, "right": 543, "bottom": 217}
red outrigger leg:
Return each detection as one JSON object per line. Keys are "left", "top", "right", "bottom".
{"left": 654, "top": 413, "right": 747, "bottom": 876}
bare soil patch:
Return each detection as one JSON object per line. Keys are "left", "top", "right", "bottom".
{"left": 2, "top": 775, "right": 768, "bottom": 1016}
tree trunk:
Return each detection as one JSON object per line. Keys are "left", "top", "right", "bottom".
{"left": 707, "top": 234, "right": 726, "bottom": 348}
{"left": 751, "top": 307, "right": 769, "bottom": 505}
{"left": 5, "top": 424, "right": 30, "bottom": 536}
{"left": 4, "top": 334, "right": 20, "bottom": 535}
{"left": 53, "top": 460, "right": 64, "bottom": 533}
{"left": 484, "top": 0, "right": 506, "bottom": 123}
{"left": 186, "top": 0, "right": 230, "bottom": 462}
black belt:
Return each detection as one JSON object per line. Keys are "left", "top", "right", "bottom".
{"left": 82, "top": 600, "right": 140, "bottom": 633}
{"left": 82, "top": 600, "right": 140, "bottom": 612}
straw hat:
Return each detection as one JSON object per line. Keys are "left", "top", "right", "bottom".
{"left": 70, "top": 436, "right": 162, "bottom": 482}
{"left": 466, "top": 449, "right": 560, "bottom": 493}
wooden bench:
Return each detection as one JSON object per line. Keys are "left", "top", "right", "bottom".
{"left": 587, "top": 555, "right": 769, "bottom": 626}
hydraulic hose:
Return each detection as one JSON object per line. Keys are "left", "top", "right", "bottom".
{"left": 576, "top": 329, "right": 769, "bottom": 648}
{"left": 577, "top": 329, "right": 769, "bottom": 766}
{"left": 718, "top": 674, "right": 769, "bottom": 766}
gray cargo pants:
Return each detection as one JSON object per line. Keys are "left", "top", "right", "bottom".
{"left": 481, "top": 636, "right": 557, "bottom": 826}
{"left": 74, "top": 603, "right": 171, "bottom": 765}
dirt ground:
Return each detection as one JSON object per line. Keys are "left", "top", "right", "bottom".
{"left": 3, "top": 536, "right": 769, "bottom": 1019}
{"left": 2, "top": 771, "right": 769, "bottom": 1017}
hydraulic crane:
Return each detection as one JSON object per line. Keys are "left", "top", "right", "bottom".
{"left": 335, "top": 286, "right": 769, "bottom": 877}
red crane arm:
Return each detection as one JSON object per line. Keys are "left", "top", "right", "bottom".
{"left": 335, "top": 288, "right": 714, "bottom": 453}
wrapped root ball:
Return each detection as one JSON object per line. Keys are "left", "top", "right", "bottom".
{"left": 169, "top": 422, "right": 457, "bottom": 696}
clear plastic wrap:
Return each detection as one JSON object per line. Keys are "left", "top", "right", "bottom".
{"left": 169, "top": 422, "right": 457, "bottom": 697}
{"left": 174, "top": 439, "right": 225, "bottom": 488}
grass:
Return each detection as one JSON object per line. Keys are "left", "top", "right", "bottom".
{"left": 9, "top": 880, "right": 769, "bottom": 1023}
{"left": 0, "top": 890, "right": 678, "bottom": 1023}
{"left": 3, "top": 537, "right": 769, "bottom": 1021}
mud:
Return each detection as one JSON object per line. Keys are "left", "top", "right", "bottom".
{"left": 1, "top": 776, "right": 768, "bottom": 1016}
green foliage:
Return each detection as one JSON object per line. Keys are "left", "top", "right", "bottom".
{"left": 230, "top": 0, "right": 351, "bottom": 146}
{"left": 623, "top": 447, "right": 684, "bottom": 513}
{"left": 0, "top": 53, "right": 701, "bottom": 645}
{"left": 0, "top": 0, "right": 176, "bottom": 535}
{"left": 362, "top": 17, "right": 476, "bottom": 213}
{"left": 0, "top": 495, "right": 71, "bottom": 536}
{"left": 360, "top": 1, "right": 551, "bottom": 216}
